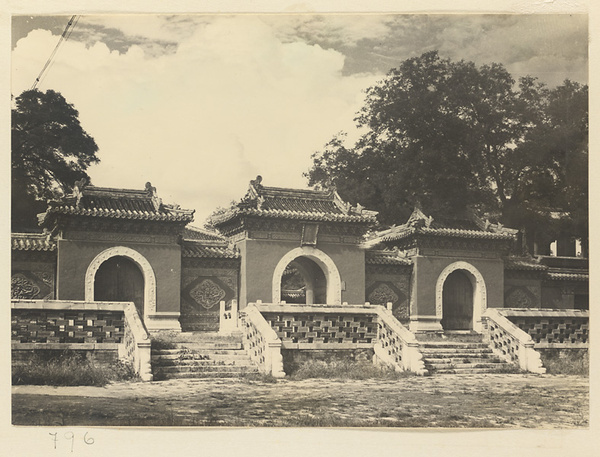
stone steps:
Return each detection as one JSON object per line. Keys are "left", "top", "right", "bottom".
{"left": 156, "top": 365, "right": 258, "bottom": 374}
{"left": 151, "top": 332, "right": 257, "bottom": 380}
{"left": 418, "top": 333, "right": 515, "bottom": 375}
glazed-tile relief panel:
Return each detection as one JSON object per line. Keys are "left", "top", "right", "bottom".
{"left": 11, "top": 262, "right": 55, "bottom": 300}
{"left": 181, "top": 267, "right": 237, "bottom": 331}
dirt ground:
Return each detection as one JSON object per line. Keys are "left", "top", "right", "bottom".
{"left": 12, "top": 373, "right": 588, "bottom": 428}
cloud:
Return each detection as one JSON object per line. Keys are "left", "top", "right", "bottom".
{"left": 12, "top": 16, "right": 379, "bottom": 223}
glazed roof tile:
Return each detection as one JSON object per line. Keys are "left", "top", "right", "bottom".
{"left": 547, "top": 271, "right": 589, "bottom": 281}
{"left": 39, "top": 181, "right": 194, "bottom": 226}
{"left": 181, "top": 240, "right": 239, "bottom": 259}
{"left": 12, "top": 233, "right": 56, "bottom": 251}
{"left": 505, "top": 258, "right": 548, "bottom": 271}
{"left": 365, "top": 250, "right": 412, "bottom": 266}
{"left": 213, "top": 176, "right": 377, "bottom": 226}
{"left": 365, "top": 207, "right": 516, "bottom": 247}
{"left": 182, "top": 226, "right": 225, "bottom": 241}
{"left": 371, "top": 226, "right": 515, "bottom": 244}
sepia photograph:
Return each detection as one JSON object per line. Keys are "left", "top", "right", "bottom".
{"left": 6, "top": 4, "right": 591, "bottom": 450}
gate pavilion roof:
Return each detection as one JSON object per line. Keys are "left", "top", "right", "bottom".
{"left": 364, "top": 207, "right": 517, "bottom": 248}
{"left": 38, "top": 180, "right": 194, "bottom": 228}
{"left": 212, "top": 175, "right": 378, "bottom": 226}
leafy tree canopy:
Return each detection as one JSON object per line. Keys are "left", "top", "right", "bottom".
{"left": 12, "top": 89, "right": 99, "bottom": 231}
{"left": 306, "top": 51, "right": 588, "bottom": 245}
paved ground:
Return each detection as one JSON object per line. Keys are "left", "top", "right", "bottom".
{"left": 12, "top": 374, "right": 588, "bottom": 428}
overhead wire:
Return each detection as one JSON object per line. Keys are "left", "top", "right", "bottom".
{"left": 31, "top": 15, "right": 80, "bottom": 90}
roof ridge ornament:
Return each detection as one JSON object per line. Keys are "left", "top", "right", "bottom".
{"left": 145, "top": 182, "right": 162, "bottom": 211}
{"left": 74, "top": 178, "right": 86, "bottom": 208}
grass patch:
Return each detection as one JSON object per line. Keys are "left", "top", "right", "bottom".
{"left": 12, "top": 350, "right": 138, "bottom": 386}
{"left": 539, "top": 349, "right": 588, "bottom": 376}
{"left": 289, "top": 359, "right": 415, "bottom": 380}
{"left": 241, "top": 372, "right": 279, "bottom": 383}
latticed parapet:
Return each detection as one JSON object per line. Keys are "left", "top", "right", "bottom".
{"left": 12, "top": 308, "right": 125, "bottom": 344}
{"left": 501, "top": 309, "right": 589, "bottom": 346}
{"left": 262, "top": 311, "right": 378, "bottom": 346}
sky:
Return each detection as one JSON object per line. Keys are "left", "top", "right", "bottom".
{"left": 11, "top": 14, "right": 588, "bottom": 224}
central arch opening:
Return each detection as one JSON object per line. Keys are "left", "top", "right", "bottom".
{"left": 272, "top": 246, "right": 342, "bottom": 305}
{"left": 441, "top": 269, "right": 474, "bottom": 330}
{"left": 94, "top": 256, "right": 145, "bottom": 318}
{"left": 281, "top": 257, "right": 327, "bottom": 304}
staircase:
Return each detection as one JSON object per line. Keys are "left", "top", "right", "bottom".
{"left": 417, "top": 333, "right": 516, "bottom": 375}
{"left": 151, "top": 332, "right": 259, "bottom": 380}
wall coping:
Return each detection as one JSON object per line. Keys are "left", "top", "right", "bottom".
{"left": 255, "top": 303, "right": 378, "bottom": 314}
{"left": 12, "top": 342, "right": 121, "bottom": 350}
{"left": 498, "top": 308, "right": 589, "bottom": 318}
{"left": 12, "top": 299, "right": 128, "bottom": 311}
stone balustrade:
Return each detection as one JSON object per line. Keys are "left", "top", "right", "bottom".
{"left": 373, "top": 304, "right": 427, "bottom": 375}
{"left": 499, "top": 308, "right": 589, "bottom": 347}
{"left": 240, "top": 303, "right": 285, "bottom": 377}
{"left": 219, "top": 299, "right": 239, "bottom": 335}
{"left": 257, "top": 303, "right": 378, "bottom": 349}
{"left": 482, "top": 308, "right": 545, "bottom": 373}
{"left": 11, "top": 300, "right": 153, "bottom": 381}
{"left": 254, "top": 302, "right": 425, "bottom": 375}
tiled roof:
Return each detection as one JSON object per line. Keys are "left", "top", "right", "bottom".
{"left": 365, "top": 207, "right": 516, "bottom": 247}
{"left": 181, "top": 240, "right": 239, "bottom": 259}
{"left": 12, "top": 233, "right": 56, "bottom": 251}
{"left": 505, "top": 258, "right": 548, "bottom": 271}
{"left": 183, "top": 226, "right": 225, "bottom": 241}
{"left": 213, "top": 176, "right": 378, "bottom": 225}
{"left": 365, "top": 250, "right": 412, "bottom": 266}
{"left": 547, "top": 271, "right": 589, "bottom": 281}
{"left": 39, "top": 181, "right": 194, "bottom": 226}
{"left": 368, "top": 226, "right": 515, "bottom": 245}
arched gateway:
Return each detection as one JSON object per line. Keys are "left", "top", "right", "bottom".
{"left": 435, "top": 261, "right": 487, "bottom": 332}
{"left": 272, "top": 246, "right": 342, "bottom": 305}
{"left": 85, "top": 246, "right": 157, "bottom": 320}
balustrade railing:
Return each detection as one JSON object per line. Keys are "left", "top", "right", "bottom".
{"left": 373, "top": 303, "right": 427, "bottom": 375}
{"left": 11, "top": 299, "right": 153, "bottom": 381}
{"left": 219, "top": 299, "right": 239, "bottom": 335}
{"left": 482, "top": 308, "right": 545, "bottom": 374}
{"left": 247, "top": 302, "right": 425, "bottom": 375}
{"left": 240, "top": 302, "right": 285, "bottom": 377}
{"left": 120, "top": 302, "right": 153, "bottom": 381}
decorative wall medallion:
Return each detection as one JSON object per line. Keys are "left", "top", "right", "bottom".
{"left": 34, "top": 271, "right": 54, "bottom": 286}
{"left": 368, "top": 283, "right": 399, "bottom": 305}
{"left": 11, "top": 273, "right": 41, "bottom": 299}
{"left": 190, "top": 279, "right": 226, "bottom": 309}
{"left": 505, "top": 287, "right": 537, "bottom": 308}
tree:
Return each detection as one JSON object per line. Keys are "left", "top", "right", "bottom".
{"left": 12, "top": 89, "right": 99, "bottom": 231}
{"left": 306, "top": 51, "right": 588, "bottom": 246}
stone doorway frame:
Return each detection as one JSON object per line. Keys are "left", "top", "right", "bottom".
{"left": 272, "top": 246, "right": 342, "bottom": 305}
{"left": 435, "top": 261, "right": 487, "bottom": 333}
{"left": 84, "top": 246, "right": 156, "bottom": 322}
